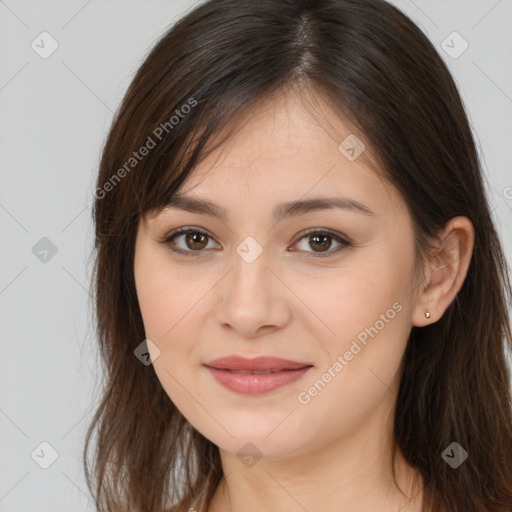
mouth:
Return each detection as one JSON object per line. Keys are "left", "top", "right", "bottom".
{"left": 204, "top": 355, "right": 313, "bottom": 395}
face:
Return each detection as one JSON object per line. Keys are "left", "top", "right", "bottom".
{"left": 133, "top": 91, "right": 421, "bottom": 461}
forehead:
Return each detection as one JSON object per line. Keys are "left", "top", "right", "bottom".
{"left": 174, "top": 92, "right": 401, "bottom": 214}
{"left": 193, "top": 89, "right": 373, "bottom": 172}
{"left": 146, "top": 89, "right": 406, "bottom": 225}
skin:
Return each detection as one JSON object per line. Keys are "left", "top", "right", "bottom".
{"left": 133, "top": 89, "right": 474, "bottom": 512}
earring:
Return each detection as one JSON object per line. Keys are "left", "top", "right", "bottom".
{"left": 425, "top": 310, "right": 431, "bottom": 319}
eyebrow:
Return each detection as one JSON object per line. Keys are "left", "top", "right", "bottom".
{"left": 163, "top": 194, "right": 376, "bottom": 223}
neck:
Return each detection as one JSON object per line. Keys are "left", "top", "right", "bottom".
{"left": 206, "top": 403, "right": 423, "bottom": 512}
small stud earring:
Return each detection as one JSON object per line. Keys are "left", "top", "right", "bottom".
{"left": 425, "top": 310, "right": 431, "bottom": 319}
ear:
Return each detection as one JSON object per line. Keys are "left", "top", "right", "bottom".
{"left": 412, "top": 216, "right": 475, "bottom": 327}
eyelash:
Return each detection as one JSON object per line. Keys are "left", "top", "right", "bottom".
{"left": 158, "top": 226, "right": 351, "bottom": 259}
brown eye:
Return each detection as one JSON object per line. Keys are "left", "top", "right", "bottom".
{"left": 292, "top": 229, "right": 351, "bottom": 258}
{"left": 308, "top": 233, "right": 333, "bottom": 252}
{"left": 160, "top": 227, "right": 219, "bottom": 255}
{"left": 184, "top": 232, "right": 208, "bottom": 250}
{"left": 160, "top": 227, "right": 351, "bottom": 258}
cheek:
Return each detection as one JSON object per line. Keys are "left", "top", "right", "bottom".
{"left": 300, "top": 258, "right": 410, "bottom": 348}
{"left": 135, "top": 274, "right": 172, "bottom": 339}
{"left": 292, "top": 242, "right": 415, "bottom": 401}
{"left": 134, "top": 260, "right": 205, "bottom": 420}
{"left": 291, "top": 272, "right": 412, "bottom": 447}
{"left": 134, "top": 244, "right": 194, "bottom": 341}
{"left": 134, "top": 249, "right": 211, "bottom": 385}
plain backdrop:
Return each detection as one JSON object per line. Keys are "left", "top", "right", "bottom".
{"left": 0, "top": 1, "right": 511, "bottom": 511}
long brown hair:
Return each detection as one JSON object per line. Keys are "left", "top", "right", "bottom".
{"left": 84, "top": 0, "right": 512, "bottom": 511}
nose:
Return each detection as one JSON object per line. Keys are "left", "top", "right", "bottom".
{"left": 214, "top": 247, "right": 291, "bottom": 338}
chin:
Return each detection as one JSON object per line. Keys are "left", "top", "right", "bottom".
{"left": 193, "top": 418, "right": 308, "bottom": 460}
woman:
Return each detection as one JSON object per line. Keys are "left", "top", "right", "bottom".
{"left": 84, "top": 0, "right": 512, "bottom": 511}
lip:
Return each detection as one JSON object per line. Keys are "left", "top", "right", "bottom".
{"left": 204, "top": 355, "right": 313, "bottom": 395}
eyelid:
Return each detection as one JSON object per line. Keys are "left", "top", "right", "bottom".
{"left": 291, "top": 227, "right": 351, "bottom": 258}
{"left": 158, "top": 225, "right": 351, "bottom": 257}
{"left": 158, "top": 226, "right": 220, "bottom": 252}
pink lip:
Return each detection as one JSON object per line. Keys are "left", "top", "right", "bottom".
{"left": 204, "top": 356, "right": 313, "bottom": 395}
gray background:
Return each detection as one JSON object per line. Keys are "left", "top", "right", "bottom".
{"left": 0, "top": 1, "right": 511, "bottom": 511}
